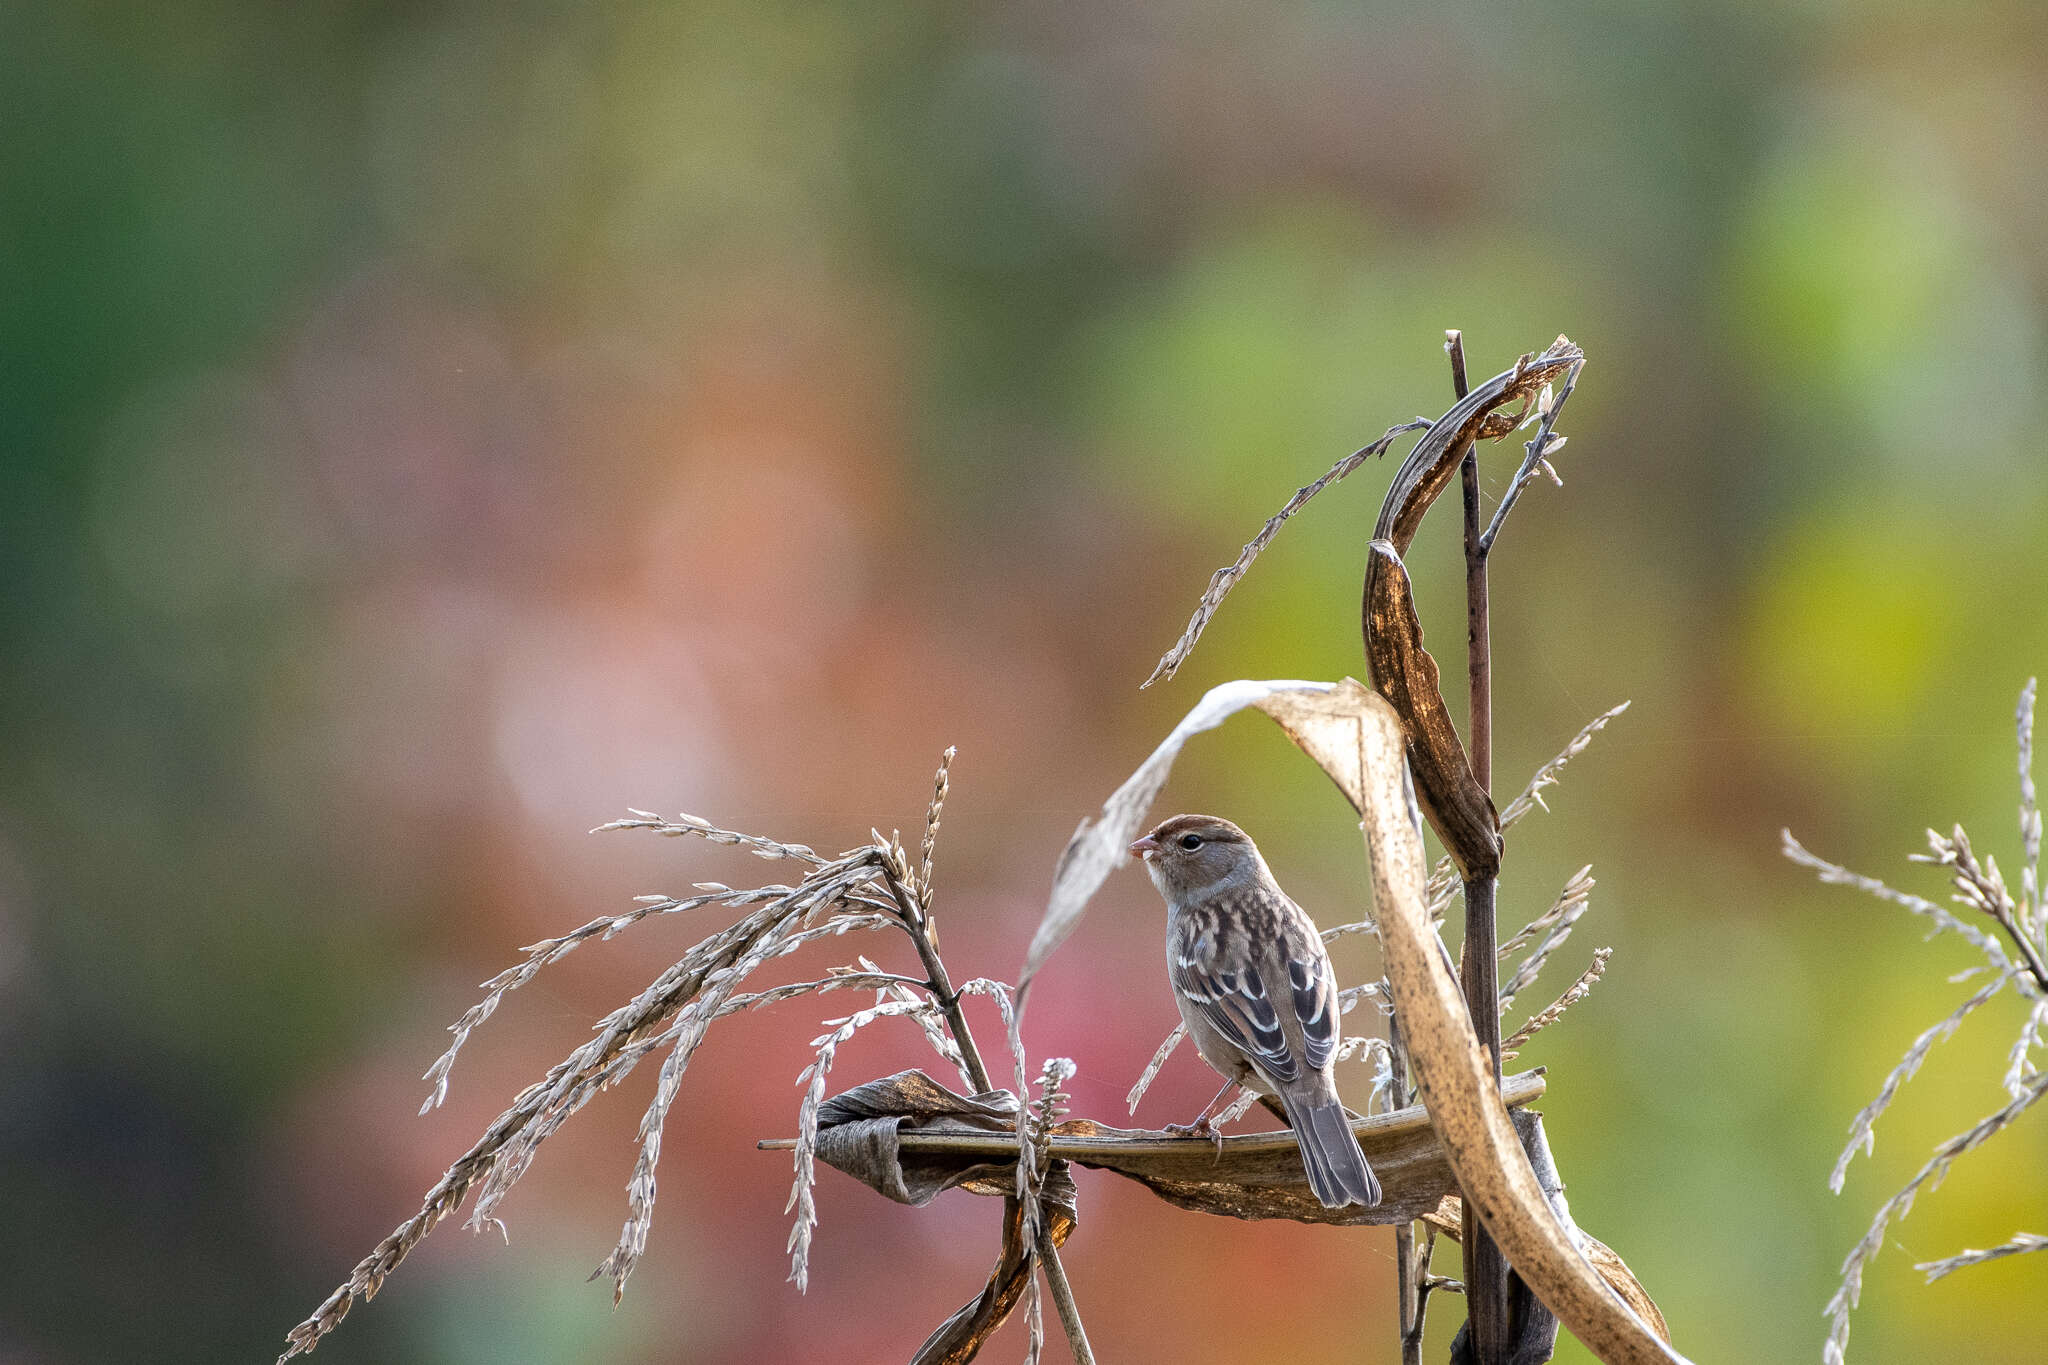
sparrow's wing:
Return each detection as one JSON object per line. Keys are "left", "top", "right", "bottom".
{"left": 1171, "top": 947, "right": 1299, "bottom": 1081}
{"left": 1171, "top": 901, "right": 1340, "bottom": 1085}
{"left": 1280, "top": 910, "right": 1340, "bottom": 1073}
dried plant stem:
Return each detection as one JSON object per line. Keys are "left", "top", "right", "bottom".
{"left": 1784, "top": 829, "right": 2015, "bottom": 973}
{"left": 1034, "top": 1225, "right": 1095, "bottom": 1365}
{"left": 280, "top": 1106, "right": 530, "bottom": 1357}
{"left": 1125, "top": 1021, "right": 1188, "bottom": 1114}
{"left": 1023, "top": 1274, "right": 1044, "bottom": 1365}
{"left": 1398, "top": 1240, "right": 1425, "bottom": 1365}
{"left": 1919, "top": 826, "right": 2048, "bottom": 993}
{"left": 288, "top": 779, "right": 1108, "bottom": 1363}
{"left": 853, "top": 955, "right": 971, "bottom": 1086}
{"left": 785, "top": 996, "right": 947, "bottom": 1291}
{"left": 1404, "top": 1228, "right": 1447, "bottom": 1365}
{"left": 598, "top": 897, "right": 893, "bottom": 1299}
{"left": 1499, "top": 702, "right": 1632, "bottom": 829}
{"left": 2019, "top": 680, "right": 2041, "bottom": 945}
{"left": 1460, "top": 893, "right": 1502, "bottom": 1073}
{"left": 2005, "top": 999, "right": 2048, "bottom": 1100}
{"left": 591, "top": 810, "right": 824, "bottom": 864}
{"left": 1478, "top": 360, "right": 1580, "bottom": 555}
{"left": 1390, "top": 1010, "right": 1421, "bottom": 1364}
{"left": 281, "top": 862, "right": 887, "bottom": 1359}
{"left": 919, "top": 747, "right": 955, "bottom": 913}
{"left": 1497, "top": 876, "right": 1595, "bottom": 1016}
{"left": 421, "top": 881, "right": 828, "bottom": 1113}
{"left": 1434, "top": 335, "right": 1596, "bottom": 1365}
{"left": 1802, "top": 686, "right": 2048, "bottom": 1361}
{"left": 721, "top": 970, "right": 936, "bottom": 1016}
{"left": 1915, "top": 1232, "right": 2047, "bottom": 1283}
{"left": 1502, "top": 948, "right": 1612, "bottom": 1058}
{"left": 1450, "top": 332, "right": 1510, "bottom": 1365}
{"left": 1143, "top": 418, "right": 1433, "bottom": 687}
{"left": 1499, "top": 865, "right": 1595, "bottom": 965}
{"left": 879, "top": 859, "right": 991, "bottom": 1094}
{"left": 1458, "top": 875, "right": 1510, "bottom": 1364}
{"left": 1824, "top": 1071, "right": 2048, "bottom": 1365}
{"left": 2001, "top": 908, "right": 2048, "bottom": 992}
{"left": 1451, "top": 330, "right": 1488, "bottom": 800}
{"left": 1829, "top": 966, "right": 2016, "bottom": 1192}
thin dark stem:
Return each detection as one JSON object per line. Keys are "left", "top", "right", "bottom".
{"left": 880, "top": 861, "right": 992, "bottom": 1093}
{"left": 1390, "top": 1013, "right": 1417, "bottom": 1358}
{"left": 1403, "top": 1227, "right": 1445, "bottom": 1365}
{"left": 1450, "top": 330, "right": 1509, "bottom": 1365}
{"left": 1993, "top": 905, "right": 2048, "bottom": 994}
{"left": 1449, "top": 331, "right": 1489, "bottom": 793}
{"left": 1459, "top": 877, "right": 1510, "bottom": 1362}
{"left": 1460, "top": 877, "right": 1502, "bottom": 1080}
{"left": 1035, "top": 1226, "right": 1097, "bottom": 1365}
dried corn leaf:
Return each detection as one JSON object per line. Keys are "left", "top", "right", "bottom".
{"left": 788, "top": 1067, "right": 1544, "bottom": 1228}
{"left": 1365, "top": 543, "right": 1500, "bottom": 879}
{"left": 912, "top": 1193, "right": 1077, "bottom": 1365}
{"left": 1362, "top": 338, "right": 1581, "bottom": 879}
{"left": 813, "top": 1069, "right": 1048, "bottom": 1207}
{"left": 1373, "top": 337, "right": 1582, "bottom": 557}
{"left": 1426, "top": 1204, "right": 1669, "bottom": 1345}
{"left": 1341, "top": 687, "right": 1686, "bottom": 1364}
{"left": 1434, "top": 1108, "right": 1669, "bottom": 1361}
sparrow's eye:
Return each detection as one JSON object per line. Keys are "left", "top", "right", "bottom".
{"left": 1178, "top": 833, "right": 1204, "bottom": 851}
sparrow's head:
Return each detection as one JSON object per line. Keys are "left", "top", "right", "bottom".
{"left": 1129, "top": 814, "right": 1264, "bottom": 902}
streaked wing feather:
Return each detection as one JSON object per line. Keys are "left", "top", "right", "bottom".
{"left": 1288, "top": 947, "right": 1338, "bottom": 1071}
{"left": 1171, "top": 954, "right": 1297, "bottom": 1081}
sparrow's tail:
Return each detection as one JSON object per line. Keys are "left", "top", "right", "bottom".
{"left": 1281, "top": 1092, "right": 1381, "bottom": 1209}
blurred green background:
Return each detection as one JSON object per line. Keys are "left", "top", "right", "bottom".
{"left": 4, "top": 2, "right": 2047, "bottom": 1361}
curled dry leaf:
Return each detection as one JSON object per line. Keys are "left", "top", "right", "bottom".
{"left": 1425, "top": 1202, "right": 1670, "bottom": 1345}
{"left": 1423, "top": 1109, "right": 1670, "bottom": 1353}
{"left": 1362, "top": 337, "right": 1582, "bottom": 881}
{"left": 1362, "top": 722, "right": 1684, "bottom": 1362}
{"left": 1374, "top": 339, "right": 1581, "bottom": 556}
{"left": 913, "top": 1194, "right": 1076, "bottom": 1365}
{"left": 1364, "top": 542, "right": 1499, "bottom": 879}
{"left": 1343, "top": 686, "right": 1687, "bottom": 1365}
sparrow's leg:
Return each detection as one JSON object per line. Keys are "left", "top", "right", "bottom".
{"left": 1165, "top": 1077, "right": 1238, "bottom": 1157}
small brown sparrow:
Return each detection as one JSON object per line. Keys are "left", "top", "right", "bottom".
{"left": 1129, "top": 814, "right": 1380, "bottom": 1208}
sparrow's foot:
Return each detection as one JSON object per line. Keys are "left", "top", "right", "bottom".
{"left": 1165, "top": 1118, "right": 1227, "bottom": 1160}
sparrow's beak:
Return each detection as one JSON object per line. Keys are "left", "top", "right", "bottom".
{"left": 1128, "top": 834, "right": 1161, "bottom": 860}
